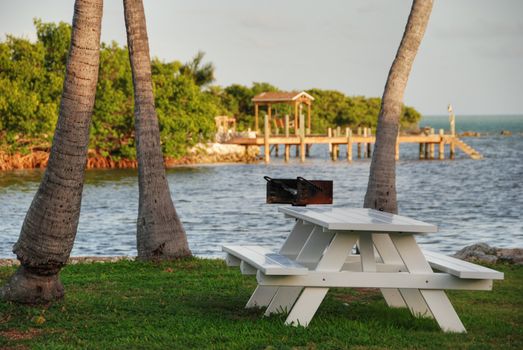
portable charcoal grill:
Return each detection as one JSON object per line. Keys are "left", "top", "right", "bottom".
{"left": 264, "top": 176, "right": 333, "bottom": 206}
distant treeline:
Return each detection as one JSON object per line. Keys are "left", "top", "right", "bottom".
{"left": 0, "top": 20, "right": 421, "bottom": 160}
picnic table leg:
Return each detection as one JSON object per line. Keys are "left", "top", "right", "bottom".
{"left": 390, "top": 234, "right": 466, "bottom": 333}
{"left": 279, "top": 220, "right": 315, "bottom": 258}
{"left": 265, "top": 226, "right": 334, "bottom": 315}
{"left": 361, "top": 235, "right": 428, "bottom": 315}
{"left": 246, "top": 286, "right": 279, "bottom": 308}
{"left": 284, "top": 288, "right": 330, "bottom": 327}
{"left": 372, "top": 234, "right": 408, "bottom": 307}
{"left": 380, "top": 288, "right": 407, "bottom": 307}
{"left": 246, "top": 220, "right": 314, "bottom": 309}
{"left": 373, "top": 234, "right": 432, "bottom": 315}
{"left": 263, "top": 286, "right": 303, "bottom": 315}
{"left": 285, "top": 233, "right": 358, "bottom": 326}
{"left": 351, "top": 234, "right": 407, "bottom": 308}
{"left": 359, "top": 234, "right": 376, "bottom": 271}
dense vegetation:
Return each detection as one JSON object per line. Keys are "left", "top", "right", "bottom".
{"left": 0, "top": 259, "right": 521, "bottom": 349}
{"left": 0, "top": 20, "right": 421, "bottom": 161}
{"left": 0, "top": 20, "right": 218, "bottom": 160}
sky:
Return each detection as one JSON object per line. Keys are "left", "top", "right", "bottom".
{"left": 1, "top": 0, "right": 522, "bottom": 116}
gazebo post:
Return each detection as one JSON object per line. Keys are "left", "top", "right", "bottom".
{"left": 294, "top": 102, "right": 299, "bottom": 135}
{"left": 267, "top": 104, "right": 272, "bottom": 135}
{"left": 307, "top": 102, "right": 311, "bottom": 135}
{"left": 254, "top": 103, "right": 259, "bottom": 133}
{"left": 305, "top": 102, "right": 312, "bottom": 156}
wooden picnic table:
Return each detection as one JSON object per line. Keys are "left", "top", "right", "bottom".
{"left": 223, "top": 207, "right": 503, "bottom": 332}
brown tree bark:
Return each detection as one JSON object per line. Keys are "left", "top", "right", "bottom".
{"left": 1, "top": 0, "right": 103, "bottom": 303}
{"left": 364, "top": 0, "right": 433, "bottom": 214}
{"left": 123, "top": 0, "right": 191, "bottom": 259}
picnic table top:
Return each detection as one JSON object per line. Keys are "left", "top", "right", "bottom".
{"left": 278, "top": 206, "right": 438, "bottom": 233}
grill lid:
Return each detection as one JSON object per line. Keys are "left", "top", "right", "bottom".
{"left": 264, "top": 176, "right": 333, "bottom": 206}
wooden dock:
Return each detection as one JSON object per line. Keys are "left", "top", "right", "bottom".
{"left": 226, "top": 115, "right": 483, "bottom": 163}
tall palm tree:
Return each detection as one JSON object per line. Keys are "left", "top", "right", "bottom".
{"left": 180, "top": 51, "right": 215, "bottom": 87}
{"left": 123, "top": 0, "right": 191, "bottom": 259}
{"left": 1, "top": 0, "right": 104, "bottom": 303}
{"left": 364, "top": 0, "right": 433, "bottom": 213}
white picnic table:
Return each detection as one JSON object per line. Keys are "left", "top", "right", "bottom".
{"left": 222, "top": 207, "right": 503, "bottom": 332}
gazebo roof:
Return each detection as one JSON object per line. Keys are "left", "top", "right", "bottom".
{"left": 252, "top": 91, "right": 315, "bottom": 103}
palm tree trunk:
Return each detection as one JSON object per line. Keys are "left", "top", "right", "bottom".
{"left": 1, "top": 0, "right": 103, "bottom": 303}
{"left": 123, "top": 0, "right": 191, "bottom": 259}
{"left": 364, "top": 0, "right": 433, "bottom": 214}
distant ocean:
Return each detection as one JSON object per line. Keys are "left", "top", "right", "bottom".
{"left": 1, "top": 114, "right": 522, "bottom": 258}
{"left": 420, "top": 114, "right": 523, "bottom": 134}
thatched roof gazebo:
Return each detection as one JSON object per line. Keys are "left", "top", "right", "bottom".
{"left": 252, "top": 91, "right": 314, "bottom": 134}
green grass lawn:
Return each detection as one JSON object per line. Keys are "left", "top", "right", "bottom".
{"left": 0, "top": 258, "right": 521, "bottom": 349}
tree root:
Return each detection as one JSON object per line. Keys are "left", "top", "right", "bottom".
{"left": 0, "top": 266, "right": 64, "bottom": 304}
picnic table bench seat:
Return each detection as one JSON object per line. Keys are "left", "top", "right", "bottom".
{"left": 422, "top": 249, "right": 504, "bottom": 280}
{"left": 223, "top": 245, "right": 308, "bottom": 275}
{"left": 224, "top": 244, "right": 503, "bottom": 281}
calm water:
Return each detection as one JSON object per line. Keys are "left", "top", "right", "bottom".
{"left": 1, "top": 115, "right": 522, "bottom": 258}
{"left": 421, "top": 114, "right": 523, "bottom": 134}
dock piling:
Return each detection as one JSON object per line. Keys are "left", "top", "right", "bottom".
{"left": 429, "top": 129, "right": 435, "bottom": 159}
{"left": 362, "top": 127, "right": 368, "bottom": 158}
{"left": 346, "top": 128, "right": 353, "bottom": 163}
{"left": 439, "top": 129, "right": 445, "bottom": 160}
{"left": 366, "top": 128, "right": 372, "bottom": 158}
{"left": 284, "top": 115, "right": 290, "bottom": 162}
{"left": 357, "top": 127, "right": 362, "bottom": 158}
{"left": 327, "top": 128, "right": 333, "bottom": 157}
{"left": 338, "top": 128, "right": 342, "bottom": 158}
{"left": 299, "top": 113, "right": 305, "bottom": 163}
{"left": 264, "top": 114, "right": 270, "bottom": 164}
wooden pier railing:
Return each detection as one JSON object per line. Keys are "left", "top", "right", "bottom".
{"left": 226, "top": 115, "right": 483, "bottom": 164}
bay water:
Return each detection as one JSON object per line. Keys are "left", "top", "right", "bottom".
{"left": 1, "top": 115, "right": 522, "bottom": 258}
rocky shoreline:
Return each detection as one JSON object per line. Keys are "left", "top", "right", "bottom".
{"left": 1, "top": 244, "right": 521, "bottom": 267}
{"left": 182, "top": 143, "right": 259, "bottom": 165}
{"left": 453, "top": 243, "right": 523, "bottom": 265}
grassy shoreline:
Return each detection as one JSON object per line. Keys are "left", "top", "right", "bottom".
{"left": 1, "top": 258, "right": 521, "bottom": 349}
